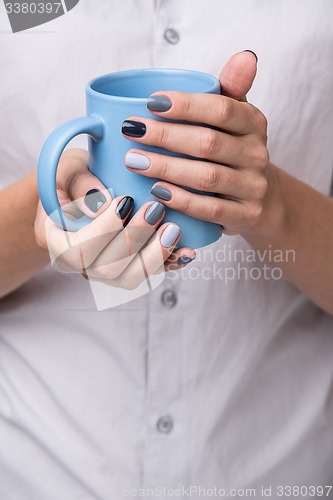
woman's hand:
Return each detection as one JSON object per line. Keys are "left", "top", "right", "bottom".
{"left": 34, "top": 149, "right": 196, "bottom": 290}
{"left": 123, "top": 52, "right": 269, "bottom": 237}
{"left": 122, "top": 50, "right": 333, "bottom": 315}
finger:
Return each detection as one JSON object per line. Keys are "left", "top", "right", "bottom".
{"left": 56, "top": 148, "right": 112, "bottom": 218}
{"left": 44, "top": 195, "right": 134, "bottom": 271}
{"left": 146, "top": 91, "right": 255, "bottom": 135}
{"left": 125, "top": 149, "right": 257, "bottom": 198}
{"left": 86, "top": 201, "right": 166, "bottom": 279}
{"left": 112, "top": 223, "right": 181, "bottom": 290}
{"left": 150, "top": 181, "right": 248, "bottom": 228}
{"left": 219, "top": 50, "right": 258, "bottom": 102}
{"left": 122, "top": 118, "right": 249, "bottom": 166}
{"left": 34, "top": 200, "right": 50, "bottom": 249}
{"left": 164, "top": 248, "right": 196, "bottom": 272}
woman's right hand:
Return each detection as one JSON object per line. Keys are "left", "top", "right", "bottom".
{"left": 34, "top": 148, "right": 195, "bottom": 290}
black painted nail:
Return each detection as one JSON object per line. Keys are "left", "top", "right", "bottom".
{"left": 178, "top": 256, "right": 194, "bottom": 266}
{"left": 122, "top": 120, "right": 146, "bottom": 138}
{"left": 116, "top": 196, "right": 134, "bottom": 219}
{"left": 144, "top": 201, "right": 165, "bottom": 225}
{"left": 147, "top": 95, "right": 172, "bottom": 112}
{"left": 84, "top": 189, "right": 107, "bottom": 213}
{"left": 243, "top": 50, "right": 258, "bottom": 62}
{"left": 151, "top": 185, "right": 172, "bottom": 201}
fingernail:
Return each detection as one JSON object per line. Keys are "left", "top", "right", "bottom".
{"left": 125, "top": 152, "right": 150, "bottom": 170}
{"left": 151, "top": 185, "right": 172, "bottom": 201}
{"left": 122, "top": 120, "right": 146, "bottom": 138}
{"left": 160, "top": 224, "right": 181, "bottom": 248}
{"left": 147, "top": 95, "right": 172, "bottom": 112}
{"left": 243, "top": 49, "right": 258, "bottom": 62}
{"left": 84, "top": 189, "right": 107, "bottom": 213}
{"left": 145, "top": 201, "right": 165, "bottom": 225}
{"left": 116, "top": 196, "right": 134, "bottom": 219}
{"left": 178, "top": 255, "right": 194, "bottom": 266}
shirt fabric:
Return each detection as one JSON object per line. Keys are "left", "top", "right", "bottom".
{"left": 0, "top": 1, "right": 333, "bottom": 499}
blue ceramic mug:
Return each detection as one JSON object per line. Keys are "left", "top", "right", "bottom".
{"left": 38, "top": 68, "right": 223, "bottom": 248}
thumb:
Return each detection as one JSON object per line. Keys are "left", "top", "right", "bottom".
{"left": 219, "top": 50, "right": 258, "bottom": 102}
{"left": 57, "top": 149, "right": 112, "bottom": 219}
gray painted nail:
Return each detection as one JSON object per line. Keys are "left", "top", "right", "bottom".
{"left": 84, "top": 189, "right": 107, "bottom": 213}
{"left": 147, "top": 95, "right": 172, "bottom": 112}
{"left": 125, "top": 152, "right": 150, "bottom": 170}
{"left": 151, "top": 185, "right": 172, "bottom": 201}
{"left": 145, "top": 202, "right": 165, "bottom": 225}
{"left": 160, "top": 224, "right": 181, "bottom": 248}
{"left": 178, "top": 256, "right": 194, "bottom": 266}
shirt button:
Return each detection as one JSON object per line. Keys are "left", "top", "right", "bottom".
{"left": 164, "top": 28, "right": 180, "bottom": 45}
{"left": 161, "top": 289, "right": 177, "bottom": 308}
{"left": 156, "top": 415, "right": 174, "bottom": 434}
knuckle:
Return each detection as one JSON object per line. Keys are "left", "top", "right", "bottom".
{"left": 206, "top": 200, "right": 223, "bottom": 222}
{"left": 58, "top": 155, "right": 81, "bottom": 185}
{"left": 219, "top": 97, "right": 233, "bottom": 123}
{"left": 180, "top": 194, "right": 192, "bottom": 213}
{"left": 246, "top": 202, "right": 263, "bottom": 227}
{"left": 253, "top": 146, "right": 269, "bottom": 169}
{"left": 198, "top": 165, "right": 219, "bottom": 191}
{"left": 101, "top": 262, "right": 123, "bottom": 280}
{"left": 117, "top": 274, "right": 141, "bottom": 291}
{"left": 251, "top": 106, "right": 268, "bottom": 139}
{"left": 181, "top": 93, "right": 192, "bottom": 117}
{"left": 199, "top": 129, "right": 220, "bottom": 157}
{"left": 254, "top": 176, "right": 269, "bottom": 199}
{"left": 157, "top": 122, "right": 169, "bottom": 146}
{"left": 256, "top": 110, "right": 268, "bottom": 134}
{"left": 220, "top": 169, "right": 233, "bottom": 192}
{"left": 158, "top": 155, "right": 169, "bottom": 179}
{"left": 64, "top": 170, "right": 80, "bottom": 197}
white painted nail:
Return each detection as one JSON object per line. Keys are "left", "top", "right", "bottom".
{"left": 125, "top": 152, "right": 150, "bottom": 170}
{"left": 160, "top": 224, "right": 181, "bottom": 248}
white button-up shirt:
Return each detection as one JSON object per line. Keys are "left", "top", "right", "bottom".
{"left": 0, "top": 1, "right": 333, "bottom": 499}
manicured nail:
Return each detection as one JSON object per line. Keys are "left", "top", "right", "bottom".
{"left": 116, "top": 196, "right": 134, "bottom": 219}
{"left": 125, "top": 152, "right": 150, "bottom": 170}
{"left": 160, "top": 224, "right": 181, "bottom": 248}
{"left": 243, "top": 49, "right": 258, "bottom": 62}
{"left": 151, "top": 185, "right": 172, "bottom": 201}
{"left": 178, "top": 255, "right": 194, "bottom": 266}
{"left": 147, "top": 95, "right": 172, "bottom": 112}
{"left": 145, "top": 201, "right": 165, "bottom": 225}
{"left": 122, "top": 120, "right": 146, "bottom": 138}
{"left": 84, "top": 189, "right": 107, "bottom": 213}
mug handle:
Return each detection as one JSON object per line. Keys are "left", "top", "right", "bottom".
{"left": 37, "top": 116, "right": 104, "bottom": 232}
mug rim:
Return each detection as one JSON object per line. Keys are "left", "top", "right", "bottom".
{"left": 87, "top": 68, "right": 220, "bottom": 102}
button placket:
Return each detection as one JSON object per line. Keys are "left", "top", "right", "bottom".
{"left": 142, "top": 231, "right": 183, "bottom": 486}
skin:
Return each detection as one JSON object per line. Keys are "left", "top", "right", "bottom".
{"left": 0, "top": 170, "right": 50, "bottom": 298}
{"left": 34, "top": 149, "right": 190, "bottom": 291}
{"left": 0, "top": 52, "right": 332, "bottom": 314}
{"left": 124, "top": 52, "right": 333, "bottom": 314}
